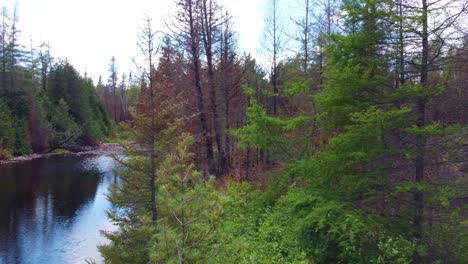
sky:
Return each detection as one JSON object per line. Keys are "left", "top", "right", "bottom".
{"left": 5, "top": 0, "right": 268, "bottom": 83}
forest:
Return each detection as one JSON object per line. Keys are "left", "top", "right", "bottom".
{"left": 0, "top": 4, "right": 112, "bottom": 158}
{"left": 0, "top": 0, "right": 467, "bottom": 263}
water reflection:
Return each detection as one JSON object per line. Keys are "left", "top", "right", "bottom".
{"left": 0, "top": 154, "right": 118, "bottom": 264}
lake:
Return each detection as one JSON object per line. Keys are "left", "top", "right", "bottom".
{"left": 0, "top": 154, "right": 118, "bottom": 264}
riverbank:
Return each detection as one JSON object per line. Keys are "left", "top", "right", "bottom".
{"left": 0, "top": 143, "right": 123, "bottom": 165}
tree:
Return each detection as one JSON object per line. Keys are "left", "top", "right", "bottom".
{"left": 119, "top": 73, "right": 128, "bottom": 122}
{"left": 290, "top": 0, "right": 313, "bottom": 77}
{"left": 310, "top": 0, "right": 468, "bottom": 262}
{"left": 97, "top": 0, "right": 467, "bottom": 262}
{"left": 219, "top": 15, "right": 243, "bottom": 170}
{"left": 49, "top": 98, "right": 79, "bottom": 148}
{"left": 394, "top": 0, "right": 468, "bottom": 261}
{"left": 47, "top": 61, "right": 110, "bottom": 146}
{"left": 262, "top": 0, "right": 286, "bottom": 116}
{"left": 150, "top": 134, "right": 222, "bottom": 263}
{"left": 100, "top": 17, "right": 187, "bottom": 263}
{"left": 38, "top": 42, "right": 52, "bottom": 91}
{"left": 107, "top": 56, "right": 119, "bottom": 123}
{"left": 314, "top": 0, "right": 341, "bottom": 84}
{"left": 200, "top": 0, "right": 227, "bottom": 175}
{"left": 0, "top": 99, "right": 14, "bottom": 158}
{"left": 134, "top": 17, "right": 161, "bottom": 222}
{"left": 0, "top": 4, "right": 22, "bottom": 92}
{"left": 169, "top": 0, "right": 214, "bottom": 178}
{"left": 27, "top": 91, "right": 51, "bottom": 152}
{"left": 79, "top": 77, "right": 111, "bottom": 143}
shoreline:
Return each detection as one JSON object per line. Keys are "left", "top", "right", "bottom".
{"left": 0, "top": 143, "right": 123, "bottom": 165}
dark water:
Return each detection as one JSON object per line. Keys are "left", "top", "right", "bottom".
{"left": 0, "top": 154, "right": 118, "bottom": 264}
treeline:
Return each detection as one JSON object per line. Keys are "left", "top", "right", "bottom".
{"left": 97, "top": 0, "right": 466, "bottom": 263}
{"left": 0, "top": 6, "right": 111, "bottom": 159}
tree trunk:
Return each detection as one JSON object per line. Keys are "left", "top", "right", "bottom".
{"left": 201, "top": 0, "right": 225, "bottom": 175}
{"left": 272, "top": 0, "right": 278, "bottom": 117}
{"left": 149, "top": 69, "right": 158, "bottom": 223}
{"left": 303, "top": 0, "right": 309, "bottom": 77}
{"left": 188, "top": 0, "right": 213, "bottom": 178}
{"left": 413, "top": 0, "right": 428, "bottom": 262}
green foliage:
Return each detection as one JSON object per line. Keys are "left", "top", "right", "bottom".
{"left": 99, "top": 215, "right": 155, "bottom": 264}
{"left": 315, "top": 0, "right": 390, "bottom": 130}
{"left": 79, "top": 78, "right": 112, "bottom": 142}
{"left": 214, "top": 181, "right": 416, "bottom": 264}
{"left": 299, "top": 107, "right": 410, "bottom": 202}
{"left": 385, "top": 83, "right": 445, "bottom": 102}
{"left": 125, "top": 84, "right": 140, "bottom": 109}
{"left": 12, "top": 117, "right": 32, "bottom": 156}
{"left": 405, "top": 122, "right": 464, "bottom": 137}
{"left": 99, "top": 145, "right": 155, "bottom": 263}
{"left": 0, "top": 7, "right": 109, "bottom": 157}
{"left": 0, "top": 92, "right": 32, "bottom": 158}
{"left": 47, "top": 62, "right": 111, "bottom": 145}
{"left": 50, "top": 99, "right": 80, "bottom": 145}
{"left": 150, "top": 134, "right": 223, "bottom": 264}
{"left": 288, "top": 188, "right": 379, "bottom": 263}
{"left": 0, "top": 100, "right": 14, "bottom": 158}
{"left": 101, "top": 47, "right": 186, "bottom": 263}
{"left": 98, "top": 0, "right": 467, "bottom": 263}
{"left": 423, "top": 221, "right": 468, "bottom": 263}
{"left": 52, "top": 148, "right": 70, "bottom": 154}
{"left": 2, "top": 89, "right": 30, "bottom": 117}
{"left": 284, "top": 77, "right": 311, "bottom": 96}
{"left": 233, "top": 85, "right": 313, "bottom": 160}
{"left": 232, "top": 94, "right": 285, "bottom": 152}
{"left": 106, "top": 122, "right": 133, "bottom": 143}
{"left": 47, "top": 62, "right": 82, "bottom": 114}
{"left": 214, "top": 182, "right": 309, "bottom": 264}
{"left": 377, "top": 237, "right": 415, "bottom": 264}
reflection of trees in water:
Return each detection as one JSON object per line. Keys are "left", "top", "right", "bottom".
{"left": 48, "top": 157, "right": 102, "bottom": 219}
{"left": 0, "top": 155, "right": 105, "bottom": 263}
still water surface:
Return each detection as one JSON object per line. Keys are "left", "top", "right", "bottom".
{"left": 0, "top": 154, "right": 118, "bottom": 264}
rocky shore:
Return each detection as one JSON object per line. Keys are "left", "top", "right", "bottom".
{"left": 0, "top": 143, "right": 123, "bottom": 165}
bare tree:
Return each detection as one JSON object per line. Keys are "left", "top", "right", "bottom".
{"left": 119, "top": 73, "right": 127, "bottom": 121}
{"left": 0, "top": 4, "right": 21, "bottom": 92}
{"left": 136, "top": 16, "right": 160, "bottom": 222}
{"left": 200, "top": 0, "right": 232, "bottom": 175}
{"left": 219, "top": 10, "right": 240, "bottom": 171}
{"left": 262, "top": 0, "right": 286, "bottom": 116}
{"left": 38, "top": 42, "right": 52, "bottom": 91}
{"left": 167, "top": 0, "right": 214, "bottom": 178}
{"left": 108, "top": 56, "right": 118, "bottom": 123}
{"left": 290, "top": 0, "right": 313, "bottom": 77}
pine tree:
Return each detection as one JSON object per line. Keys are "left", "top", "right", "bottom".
{"left": 100, "top": 17, "right": 187, "bottom": 263}
{"left": 150, "top": 134, "right": 223, "bottom": 264}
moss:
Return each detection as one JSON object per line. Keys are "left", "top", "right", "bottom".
{"left": 52, "top": 148, "right": 71, "bottom": 154}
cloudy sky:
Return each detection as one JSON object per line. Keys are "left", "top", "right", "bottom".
{"left": 6, "top": 0, "right": 268, "bottom": 83}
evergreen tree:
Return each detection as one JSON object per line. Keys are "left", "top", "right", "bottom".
{"left": 100, "top": 17, "right": 186, "bottom": 263}
{"left": 49, "top": 98, "right": 80, "bottom": 147}
{"left": 150, "top": 134, "right": 223, "bottom": 264}
{"left": 46, "top": 61, "right": 110, "bottom": 146}
{"left": 0, "top": 99, "right": 14, "bottom": 158}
